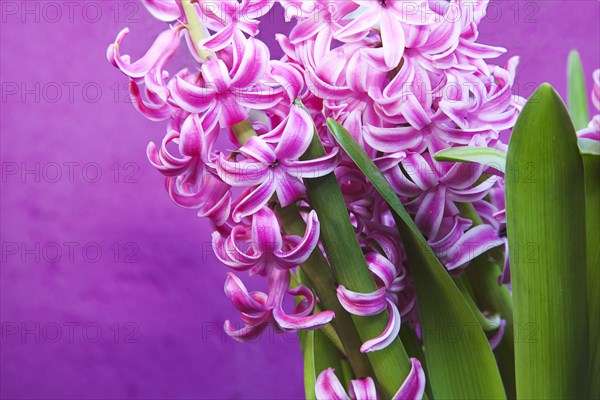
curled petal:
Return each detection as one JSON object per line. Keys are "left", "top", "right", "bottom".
{"left": 363, "top": 124, "right": 422, "bottom": 153}
{"left": 391, "top": 358, "right": 426, "bottom": 400}
{"left": 273, "top": 305, "right": 335, "bottom": 331}
{"left": 252, "top": 207, "right": 284, "bottom": 253}
{"left": 110, "top": 27, "right": 181, "bottom": 79}
{"left": 224, "top": 319, "right": 268, "bottom": 342}
{"left": 360, "top": 300, "right": 401, "bottom": 353}
{"left": 444, "top": 225, "right": 504, "bottom": 270}
{"left": 169, "top": 75, "right": 216, "bottom": 113}
{"left": 139, "top": 0, "right": 180, "bottom": 21}
{"left": 231, "top": 37, "right": 270, "bottom": 88}
{"left": 275, "top": 105, "right": 314, "bottom": 160}
{"left": 129, "top": 81, "right": 173, "bottom": 121}
{"left": 365, "top": 252, "right": 397, "bottom": 289}
{"left": 275, "top": 210, "right": 320, "bottom": 265}
{"left": 349, "top": 377, "right": 378, "bottom": 400}
{"left": 315, "top": 369, "right": 351, "bottom": 400}
{"left": 232, "top": 178, "right": 277, "bottom": 222}
{"left": 337, "top": 286, "right": 387, "bottom": 317}
{"left": 286, "top": 148, "right": 340, "bottom": 179}
{"left": 224, "top": 273, "right": 267, "bottom": 314}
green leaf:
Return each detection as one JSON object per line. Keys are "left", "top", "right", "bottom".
{"left": 582, "top": 152, "right": 600, "bottom": 398}
{"left": 505, "top": 83, "right": 589, "bottom": 398}
{"left": 299, "top": 107, "right": 414, "bottom": 399}
{"left": 434, "top": 147, "right": 506, "bottom": 173}
{"left": 567, "top": 50, "right": 590, "bottom": 130}
{"left": 328, "top": 118, "right": 506, "bottom": 399}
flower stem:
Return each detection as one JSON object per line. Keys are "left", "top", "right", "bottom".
{"left": 180, "top": 0, "right": 212, "bottom": 60}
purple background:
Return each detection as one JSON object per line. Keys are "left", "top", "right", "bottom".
{"left": 1, "top": 1, "right": 598, "bottom": 399}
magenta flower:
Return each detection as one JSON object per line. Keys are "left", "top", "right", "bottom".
{"left": 212, "top": 206, "right": 320, "bottom": 276}
{"left": 224, "top": 268, "right": 335, "bottom": 341}
{"left": 315, "top": 358, "right": 426, "bottom": 400}
{"left": 334, "top": 0, "right": 436, "bottom": 69}
{"left": 216, "top": 105, "right": 340, "bottom": 221}
{"left": 196, "top": 0, "right": 275, "bottom": 51}
{"left": 169, "top": 35, "right": 282, "bottom": 127}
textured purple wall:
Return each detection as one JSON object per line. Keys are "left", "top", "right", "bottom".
{"left": 1, "top": 1, "right": 598, "bottom": 399}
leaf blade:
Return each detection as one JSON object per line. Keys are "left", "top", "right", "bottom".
{"left": 433, "top": 147, "right": 506, "bottom": 173}
{"left": 505, "top": 83, "right": 589, "bottom": 398}
{"left": 567, "top": 50, "right": 590, "bottom": 130}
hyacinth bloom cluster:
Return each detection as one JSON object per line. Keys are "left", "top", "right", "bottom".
{"left": 109, "top": 0, "right": 525, "bottom": 396}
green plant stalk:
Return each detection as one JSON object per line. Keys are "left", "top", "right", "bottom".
{"left": 301, "top": 132, "right": 414, "bottom": 398}
{"left": 279, "top": 205, "right": 373, "bottom": 379}
{"left": 180, "top": 0, "right": 213, "bottom": 60}
{"left": 506, "top": 84, "right": 589, "bottom": 398}
{"left": 457, "top": 203, "right": 516, "bottom": 399}
{"left": 582, "top": 153, "right": 600, "bottom": 398}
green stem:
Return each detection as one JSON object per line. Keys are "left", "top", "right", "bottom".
{"left": 457, "top": 202, "right": 516, "bottom": 399}
{"left": 180, "top": 0, "right": 212, "bottom": 60}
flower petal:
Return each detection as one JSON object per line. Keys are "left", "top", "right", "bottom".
{"left": 315, "top": 369, "right": 351, "bottom": 400}
{"left": 391, "top": 358, "right": 426, "bottom": 400}
{"left": 337, "top": 286, "right": 387, "bottom": 317}
{"left": 360, "top": 300, "right": 401, "bottom": 353}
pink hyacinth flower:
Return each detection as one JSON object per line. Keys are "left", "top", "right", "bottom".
{"left": 212, "top": 206, "right": 320, "bottom": 276}
{"left": 335, "top": 0, "right": 437, "bottom": 69}
{"left": 216, "top": 105, "right": 340, "bottom": 221}
{"left": 195, "top": 0, "right": 275, "bottom": 52}
{"left": 169, "top": 35, "right": 282, "bottom": 128}
{"left": 224, "top": 268, "right": 335, "bottom": 341}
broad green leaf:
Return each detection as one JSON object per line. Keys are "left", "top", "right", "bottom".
{"left": 582, "top": 152, "right": 600, "bottom": 398}
{"left": 299, "top": 108, "right": 414, "bottom": 399}
{"left": 567, "top": 50, "right": 590, "bottom": 130}
{"left": 328, "top": 118, "right": 506, "bottom": 399}
{"left": 434, "top": 147, "right": 506, "bottom": 173}
{"left": 506, "top": 84, "right": 589, "bottom": 398}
